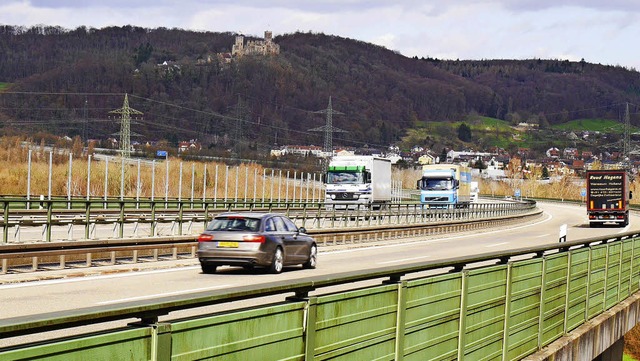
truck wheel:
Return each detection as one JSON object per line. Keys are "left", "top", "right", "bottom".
{"left": 589, "top": 222, "right": 596, "bottom": 228}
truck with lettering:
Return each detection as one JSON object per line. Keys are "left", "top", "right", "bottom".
{"left": 416, "top": 164, "right": 472, "bottom": 208}
{"left": 586, "top": 169, "right": 631, "bottom": 227}
{"left": 324, "top": 155, "right": 392, "bottom": 210}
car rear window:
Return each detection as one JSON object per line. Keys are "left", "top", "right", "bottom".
{"left": 207, "top": 217, "right": 261, "bottom": 232}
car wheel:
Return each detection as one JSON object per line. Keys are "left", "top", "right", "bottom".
{"left": 201, "top": 263, "right": 217, "bottom": 274}
{"left": 303, "top": 244, "right": 317, "bottom": 269}
{"left": 269, "top": 247, "right": 284, "bottom": 274}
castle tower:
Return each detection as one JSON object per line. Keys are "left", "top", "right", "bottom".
{"left": 232, "top": 35, "right": 244, "bottom": 56}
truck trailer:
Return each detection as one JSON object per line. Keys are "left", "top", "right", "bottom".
{"left": 416, "top": 164, "right": 472, "bottom": 208}
{"left": 586, "top": 169, "right": 631, "bottom": 227}
{"left": 324, "top": 155, "right": 392, "bottom": 210}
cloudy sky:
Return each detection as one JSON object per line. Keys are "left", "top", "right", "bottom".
{"left": 2, "top": 1, "right": 640, "bottom": 70}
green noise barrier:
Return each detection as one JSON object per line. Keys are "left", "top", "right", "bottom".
{"left": 3, "top": 235, "right": 640, "bottom": 361}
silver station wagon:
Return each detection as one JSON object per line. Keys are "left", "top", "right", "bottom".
{"left": 197, "top": 212, "right": 317, "bottom": 274}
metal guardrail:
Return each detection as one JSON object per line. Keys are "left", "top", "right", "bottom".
{"left": 0, "top": 197, "right": 535, "bottom": 243}
{"left": 0, "top": 207, "right": 542, "bottom": 274}
{"left": 1, "top": 230, "right": 639, "bottom": 360}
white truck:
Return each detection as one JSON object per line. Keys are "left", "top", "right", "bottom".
{"left": 324, "top": 155, "right": 392, "bottom": 210}
{"left": 416, "top": 164, "right": 472, "bottom": 208}
{"left": 470, "top": 181, "right": 479, "bottom": 202}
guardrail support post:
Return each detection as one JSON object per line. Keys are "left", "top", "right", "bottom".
{"left": 151, "top": 200, "right": 157, "bottom": 237}
{"left": 2, "top": 200, "right": 8, "bottom": 244}
{"left": 84, "top": 200, "right": 91, "bottom": 240}
{"left": 178, "top": 201, "right": 184, "bottom": 236}
{"left": 129, "top": 320, "right": 172, "bottom": 361}
{"left": 46, "top": 200, "right": 53, "bottom": 242}
{"left": 286, "top": 293, "right": 317, "bottom": 361}
{"left": 382, "top": 278, "right": 407, "bottom": 361}
{"left": 457, "top": 270, "right": 469, "bottom": 360}
{"left": 118, "top": 201, "right": 125, "bottom": 239}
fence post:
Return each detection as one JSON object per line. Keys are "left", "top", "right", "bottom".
{"left": 119, "top": 200, "right": 125, "bottom": 239}
{"left": 2, "top": 200, "right": 8, "bottom": 244}
{"left": 46, "top": 199, "right": 53, "bottom": 242}
{"left": 85, "top": 200, "right": 91, "bottom": 240}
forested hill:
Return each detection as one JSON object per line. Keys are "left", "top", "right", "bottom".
{"left": 1, "top": 25, "right": 639, "bottom": 153}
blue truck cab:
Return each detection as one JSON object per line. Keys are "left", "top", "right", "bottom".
{"left": 416, "top": 164, "right": 472, "bottom": 208}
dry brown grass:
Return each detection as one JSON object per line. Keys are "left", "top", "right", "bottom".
{"left": 0, "top": 140, "right": 327, "bottom": 200}
{"left": 2, "top": 138, "right": 638, "bottom": 203}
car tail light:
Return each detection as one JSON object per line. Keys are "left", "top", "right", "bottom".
{"left": 243, "top": 235, "right": 266, "bottom": 243}
{"left": 198, "top": 234, "right": 214, "bottom": 242}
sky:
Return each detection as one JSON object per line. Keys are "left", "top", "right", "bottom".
{"left": 2, "top": 0, "right": 640, "bottom": 71}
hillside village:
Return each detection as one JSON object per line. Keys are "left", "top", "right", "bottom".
{"left": 116, "top": 31, "right": 640, "bottom": 180}
{"left": 267, "top": 137, "right": 628, "bottom": 182}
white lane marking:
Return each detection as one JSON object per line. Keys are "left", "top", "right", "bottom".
{"left": 378, "top": 255, "right": 430, "bottom": 265}
{"left": 96, "top": 285, "right": 230, "bottom": 305}
{"left": 326, "top": 212, "right": 554, "bottom": 255}
{"left": 0, "top": 265, "right": 201, "bottom": 289}
{"left": 486, "top": 242, "right": 509, "bottom": 248}
{"left": 534, "top": 234, "right": 551, "bottom": 238}
{"left": 1, "top": 212, "right": 557, "bottom": 288}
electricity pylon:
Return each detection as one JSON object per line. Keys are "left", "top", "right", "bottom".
{"left": 109, "top": 93, "right": 143, "bottom": 158}
{"left": 308, "top": 96, "right": 346, "bottom": 157}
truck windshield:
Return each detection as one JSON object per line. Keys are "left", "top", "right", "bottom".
{"left": 326, "top": 171, "right": 364, "bottom": 184}
{"left": 420, "top": 178, "right": 453, "bottom": 191}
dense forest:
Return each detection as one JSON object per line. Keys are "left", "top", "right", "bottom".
{"left": 1, "top": 25, "right": 640, "bottom": 157}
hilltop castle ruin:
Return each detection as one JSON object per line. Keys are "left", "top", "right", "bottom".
{"left": 232, "top": 31, "right": 280, "bottom": 57}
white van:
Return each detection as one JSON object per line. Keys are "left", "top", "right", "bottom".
{"left": 470, "top": 181, "right": 479, "bottom": 202}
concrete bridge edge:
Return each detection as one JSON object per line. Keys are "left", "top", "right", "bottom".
{"left": 523, "top": 290, "right": 640, "bottom": 361}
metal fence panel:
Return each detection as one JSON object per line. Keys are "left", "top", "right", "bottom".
{"left": 540, "top": 253, "right": 569, "bottom": 347}
{"left": 313, "top": 284, "right": 398, "bottom": 360}
{"left": 631, "top": 238, "right": 640, "bottom": 294}
{"left": 587, "top": 245, "right": 608, "bottom": 319}
{"left": 170, "top": 302, "right": 306, "bottom": 361}
{"left": 620, "top": 240, "right": 634, "bottom": 297}
{"left": 403, "top": 273, "right": 462, "bottom": 360}
{"left": 0, "top": 327, "right": 152, "bottom": 361}
{"left": 463, "top": 265, "right": 508, "bottom": 361}
{"left": 505, "top": 258, "right": 543, "bottom": 360}
{"left": 605, "top": 242, "right": 622, "bottom": 309}
{"left": 565, "top": 248, "right": 590, "bottom": 332}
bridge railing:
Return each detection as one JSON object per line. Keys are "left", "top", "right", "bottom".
{"left": 2, "top": 230, "right": 639, "bottom": 360}
{"left": 0, "top": 197, "right": 536, "bottom": 243}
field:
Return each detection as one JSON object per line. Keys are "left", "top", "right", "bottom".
{"left": 551, "top": 118, "right": 637, "bottom": 133}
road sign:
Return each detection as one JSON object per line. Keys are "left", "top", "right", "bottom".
{"left": 559, "top": 224, "right": 567, "bottom": 242}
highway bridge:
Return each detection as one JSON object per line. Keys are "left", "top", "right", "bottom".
{"left": 1, "top": 200, "right": 639, "bottom": 360}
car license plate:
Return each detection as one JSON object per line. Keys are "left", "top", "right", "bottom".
{"left": 217, "top": 241, "right": 239, "bottom": 248}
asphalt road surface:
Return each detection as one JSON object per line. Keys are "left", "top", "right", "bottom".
{"left": 1, "top": 201, "right": 637, "bottom": 346}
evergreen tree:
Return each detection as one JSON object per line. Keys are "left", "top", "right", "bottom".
{"left": 457, "top": 123, "right": 472, "bottom": 142}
